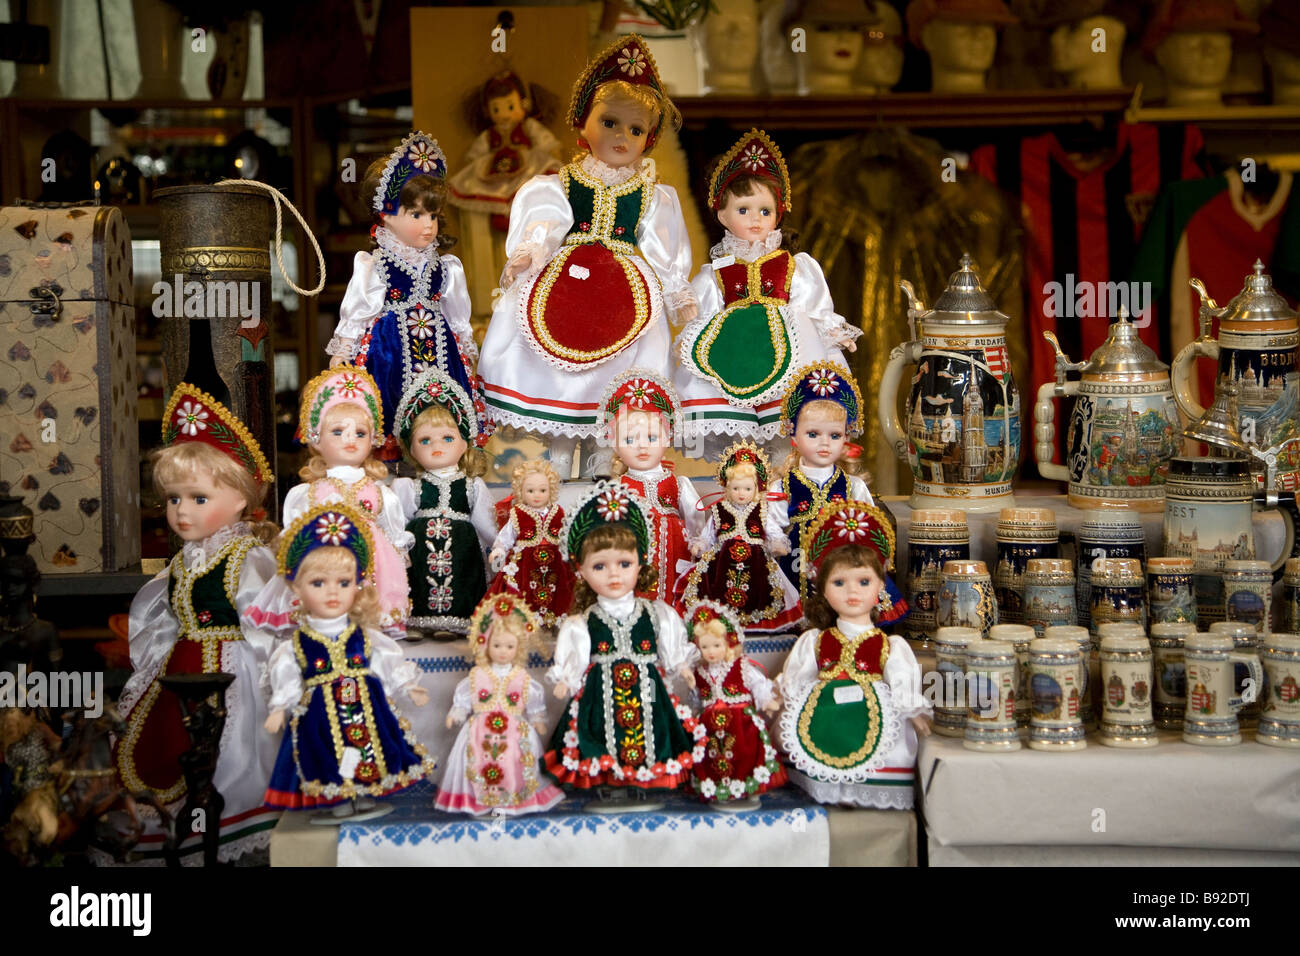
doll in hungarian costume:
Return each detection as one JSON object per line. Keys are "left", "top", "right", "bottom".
{"left": 675, "top": 129, "right": 859, "bottom": 452}
{"left": 543, "top": 482, "right": 706, "bottom": 797}
{"left": 437, "top": 593, "right": 565, "bottom": 816}
{"left": 278, "top": 366, "right": 412, "bottom": 635}
{"left": 262, "top": 505, "right": 434, "bottom": 818}
{"left": 391, "top": 368, "right": 497, "bottom": 634}
{"left": 115, "top": 384, "right": 282, "bottom": 860}
{"left": 683, "top": 441, "right": 800, "bottom": 632}
{"left": 487, "top": 458, "right": 574, "bottom": 628}
{"left": 604, "top": 369, "right": 701, "bottom": 604}
{"left": 328, "top": 132, "right": 490, "bottom": 459}
{"left": 776, "top": 501, "right": 931, "bottom": 808}
{"left": 685, "top": 602, "right": 787, "bottom": 807}
{"left": 478, "top": 35, "right": 697, "bottom": 478}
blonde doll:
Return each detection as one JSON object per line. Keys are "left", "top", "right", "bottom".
{"left": 280, "top": 366, "right": 412, "bottom": 635}
{"left": 263, "top": 505, "right": 433, "bottom": 819}
{"left": 115, "top": 384, "right": 282, "bottom": 861}
{"left": 477, "top": 35, "right": 697, "bottom": 478}
{"left": 486, "top": 459, "right": 574, "bottom": 627}
{"left": 436, "top": 593, "right": 565, "bottom": 816}
{"left": 391, "top": 368, "right": 497, "bottom": 634}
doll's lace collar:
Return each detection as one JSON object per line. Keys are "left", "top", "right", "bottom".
{"left": 580, "top": 153, "right": 644, "bottom": 187}
{"left": 374, "top": 225, "right": 436, "bottom": 268}
{"left": 181, "top": 521, "right": 251, "bottom": 569}
{"left": 596, "top": 591, "right": 638, "bottom": 617}
{"left": 626, "top": 464, "right": 669, "bottom": 483}
{"left": 713, "top": 230, "right": 783, "bottom": 262}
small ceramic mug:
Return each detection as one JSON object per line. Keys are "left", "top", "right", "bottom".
{"left": 906, "top": 509, "right": 970, "bottom": 647}
{"left": 1258, "top": 633, "right": 1300, "bottom": 749}
{"left": 1147, "top": 556, "right": 1196, "bottom": 626}
{"left": 937, "top": 560, "right": 998, "bottom": 637}
{"left": 933, "top": 626, "right": 980, "bottom": 738}
{"left": 989, "top": 623, "right": 1035, "bottom": 736}
{"left": 1150, "top": 621, "right": 1196, "bottom": 730}
{"left": 1183, "top": 633, "right": 1264, "bottom": 746}
{"left": 1045, "top": 624, "right": 1096, "bottom": 730}
{"left": 1027, "top": 637, "right": 1087, "bottom": 751}
{"left": 1283, "top": 558, "right": 1300, "bottom": 633}
{"left": 1222, "top": 559, "right": 1272, "bottom": 635}
{"left": 963, "top": 639, "right": 1020, "bottom": 752}
{"left": 993, "top": 507, "right": 1059, "bottom": 624}
{"left": 1022, "top": 558, "right": 1076, "bottom": 637}
{"left": 1089, "top": 557, "right": 1146, "bottom": 636}
{"left": 1209, "top": 621, "right": 1262, "bottom": 729}
{"left": 1098, "top": 633, "right": 1158, "bottom": 748}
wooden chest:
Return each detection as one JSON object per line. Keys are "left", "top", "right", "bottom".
{"left": 0, "top": 203, "right": 140, "bottom": 573}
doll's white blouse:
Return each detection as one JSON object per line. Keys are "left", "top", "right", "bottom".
{"left": 447, "top": 663, "right": 549, "bottom": 724}
{"left": 391, "top": 467, "right": 498, "bottom": 552}
{"left": 763, "top": 466, "right": 875, "bottom": 543}
{"left": 266, "top": 612, "right": 422, "bottom": 713}
{"left": 547, "top": 593, "right": 700, "bottom": 691}
{"left": 283, "top": 465, "right": 415, "bottom": 555}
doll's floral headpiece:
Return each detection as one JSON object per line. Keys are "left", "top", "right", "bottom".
{"left": 567, "top": 34, "right": 672, "bottom": 150}
{"left": 373, "top": 131, "right": 447, "bottom": 216}
{"left": 806, "top": 499, "right": 908, "bottom": 625}
{"left": 716, "top": 440, "right": 770, "bottom": 488}
{"left": 162, "top": 383, "right": 274, "bottom": 486}
{"left": 467, "top": 593, "right": 541, "bottom": 660}
{"left": 686, "top": 600, "right": 744, "bottom": 649}
{"left": 278, "top": 504, "right": 375, "bottom": 583}
{"left": 708, "top": 128, "right": 792, "bottom": 216}
{"left": 393, "top": 367, "right": 478, "bottom": 451}
{"left": 602, "top": 368, "right": 680, "bottom": 437}
{"left": 299, "top": 365, "right": 385, "bottom": 448}
{"left": 561, "top": 480, "right": 655, "bottom": 565}
{"left": 779, "top": 362, "right": 864, "bottom": 438}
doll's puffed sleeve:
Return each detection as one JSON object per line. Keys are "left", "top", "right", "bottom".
{"left": 390, "top": 476, "right": 418, "bottom": 523}
{"left": 368, "top": 628, "right": 422, "bottom": 700}
{"left": 846, "top": 474, "right": 877, "bottom": 507}
{"left": 790, "top": 253, "right": 860, "bottom": 349}
{"left": 331, "top": 251, "right": 386, "bottom": 357}
{"left": 652, "top": 600, "right": 700, "bottom": 675}
{"left": 690, "top": 263, "right": 722, "bottom": 321}
{"left": 694, "top": 507, "right": 719, "bottom": 553}
{"left": 885, "top": 635, "right": 932, "bottom": 720}
{"left": 125, "top": 566, "right": 179, "bottom": 681}
{"left": 233, "top": 545, "right": 281, "bottom": 663}
{"left": 377, "top": 484, "right": 415, "bottom": 555}
{"left": 281, "top": 482, "right": 312, "bottom": 530}
{"left": 448, "top": 675, "right": 473, "bottom": 723}
{"left": 547, "top": 613, "right": 590, "bottom": 689}
{"left": 677, "top": 476, "right": 704, "bottom": 543}
{"left": 741, "top": 659, "right": 779, "bottom": 710}
{"left": 266, "top": 639, "right": 305, "bottom": 713}
{"left": 468, "top": 477, "right": 498, "bottom": 551}
{"left": 490, "top": 516, "right": 518, "bottom": 559}
{"left": 501, "top": 175, "right": 572, "bottom": 287}
{"left": 765, "top": 476, "right": 790, "bottom": 541}
{"left": 438, "top": 255, "right": 478, "bottom": 364}
{"left": 521, "top": 119, "right": 562, "bottom": 177}
{"left": 640, "top": 184, "right": 696, "bottom": 319}
{"left": 525, "top": 676, "right": 549, "bottom": 724}
{"left": 778, "top": 628, "right": 821, "bottom": 700}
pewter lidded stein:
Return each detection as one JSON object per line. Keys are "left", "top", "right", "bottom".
{"left": 880, "top": 254, "right": 1021, "bottom": 512}
{"left": 1033, "top": 308, "right": 1180, "bottom": 511}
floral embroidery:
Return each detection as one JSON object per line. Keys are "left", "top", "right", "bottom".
{"left": 806, "top": 369, "right": 839, "bottom": 396}
{"left": 336, "top": 374, "right": 365, "bottom": 399}
{"left": 617, "top": 46, "right": 646, "bottom": 76}
{"left": 480, "top": 763, "right": 504, "bottom": 785}
{"left": 408, "top": 141, "right": 439, "bottom": 172}
{"left": 594, "top": 486, "right": 631, "bottom": 522}
{"left": 833, "top": 508, "right": 869, "bottom": 542}
{"left": 175, "top": 400, "right": 209, "bottom": 436}
{"left": 314, "top": 512, "right": 353, "bottom": 546}
{"left": 429, "top": 582, "right": 455, "bottom": 612}
{"left": 741, "top": 144, "right": 768, "bottom": 171}
{"left": 484, "top": 711, "right": 509, "bottom": 734}
{"left": 405, "top": 304, "right": 435, "bottom": 340}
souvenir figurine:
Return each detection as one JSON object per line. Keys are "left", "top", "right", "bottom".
{"left": 1, "top": 706, "right": 61, "bottom": 864}
{"left": 684, "top": 601, "right": 786, "bottom": 808}
{"left": 486, "top": 459, "right": 574, "bottom": 628}
{"left": 675, "top": 129, "right": 859, "bottom": 451}
{"left": 543, "top": 482, "right": 706, "bottom": 807}
{"left": 280, "top": 366, "right": 412, "bottom": 635}
{"left": 115, "top": 384, "right": 282, "bottom": 860}
{"left": 263, "top": 505, "right": 434, "bottom": 820}
{"left": 328, "top": 131, "right": 489, "bottom": 458}
{"left": 478, "top": 35, "right": 698, "bottom": 478}
{"left": 436, "top": 593, "right": 565, "bottom": 816}
{"left": 776, "top": 501, "right": 932, "bottom": 807}
{"left": 604, "top": 369, "right": 701, "bottom": 605}
{"left": 682, "top": 441, "right": 800, "bottom": 632}
{"left": 392, "top": 368, "right": 497, "bottom": 635}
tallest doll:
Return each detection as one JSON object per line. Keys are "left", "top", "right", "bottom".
{"left": 478, "top": 35, "right": 698, "bottom": 478}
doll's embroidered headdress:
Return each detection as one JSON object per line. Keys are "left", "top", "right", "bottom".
{"left": 278, "top": 504, "right": 375, "bottom": 582}
{"left": 373, "top": 131, "right": 447, "bottom": 215}
{"left": 567, "top": 34, "right": 674, "bottom": 150}
{"left": 686, "top": 600, "right": 744, "bottom": 649}
{"left": 561, "top": 480, "right": 655, "bottom": 564}
{"left": 299, "top": 365, "right": 385, "bottom": 447}
{"left": 716, "top": 440, "right": 770, "bottom": 488}
{"left": 162, "top": 383, "right": 274, "bottom": 486}
{"left": 393, "top": 367, "right": 478, "bottom": 451}
{"left": 467, "top": 592, "right": 541, "bottom": 658}
{"left": 806, "top": 499, "right": 908, "bottom": 624}
{"left": 779, "top": 362, "right": 864, "bottom": 437}
{"left": 708, "top": 128, "right": 792, "bottom": 216}
{"left": 602, "top": 367, "right": 680, "bottom": 437}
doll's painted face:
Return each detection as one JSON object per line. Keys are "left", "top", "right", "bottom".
{"left": 823, "top": 562, "right": 883, "bottom": 624}
{"left": 292, "top": 555, "right": 359, "bottom": 619}
{"left": 521, "top": 472, "right": 552, "bottom": 508}
{"left": 488, "top": 90, "right": 527, "bottom": 132}
{"left": 718, "top": 182, "right": 779, "bottom": 243}
{"left": 578, "top": 546, "right": 639, "bottom": 600}
{"left": 164, "top": 468, "right": 248, "bottom": 542}
{"left": 385, "top": 203, "right": 438, "bottom": 249}
{"left": 314, "top": 409, "right": 374, "bottom": 469}
{"left": 410, "top": 421, "right": 467, "bottom": 471}
{"left": 794, "top": 407, "right": 848, "bottom": 469}
{"left": 580, "top": 97, "right": 654, "bottom": 169}
{"left": 614, "top": 410, "right": 670, "bottom": 471}
{"left": 726, "top": 473, "right": 757, "bottom": 505}
{"left": 486, "top": 625, "right": 520, "bottom": 665}
{"left": 696, "top": 628, "right": 732, "bottom": 665}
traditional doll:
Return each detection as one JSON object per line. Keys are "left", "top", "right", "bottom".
{"left": 682, "top": 441, "right": 800, "bottom": 632}
{"left": 486, "top": 458, "right": 574, "bottom": 628}
{"left": 263, "top": 504, "right": 434, "bottom": 819}
{"left": 328, "top": 131, "right": 489, "bottom": 458}
{"left": 280, "top": 366, "right": 412, "bottom": 635}
{"left": 115, "top": 384, "right": 282, "bottom": 861}
{"left": 391, "top": 368, "right": 497, "bottom": 635}
{"left": 684, "top": 602, "right": 787, "bottom": 807}
{"left": 436, "top": 593, "right": 565, "bottom": 817}
{"left": 604, "top": 369, "right": 701, "bottom": 604}
{"left": 478, "top": 35, "right": 698, "bottom": 478}
{"left": 675, "top": 128, "right": 860, "bottom": 451}
{"left": 776, "top": 501, "right": 932, "bottom": 808}
{"left": 543, "top": 482, "right": 706, "bottom": 799}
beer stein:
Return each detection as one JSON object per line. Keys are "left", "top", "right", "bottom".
{"left": 1209, "top": 621, "right": 1262, "bottom": 729}
{"left": 1089, "top": 558, "right": 1145, "bottom": 636}
{"left": 1022, "top": 558, "right": 1076, "bottom": 637}
{"left": 1027, "top": 637, "right": 1087, "bottom": 751}
{"left": 993, "top": 507, "right": 1058, "bottom": 624}
{"left": 1099, "top": 633, "right": 1158, "bottom": 748}
{"left": 1222, "top": 559, "right": 1272, "bottom": 633}
{"left": 989, "top": 623, "right": 1034, "bottom": 736}
{"left": 1046, "top": 624, "right": 1096, "bottom": 731}
{"left": 933, "top": 626, "right": 980, "bottom": 738}
{"left": 1183, "top": 633, "right": 1263, "bottom": 746}
{"left": 936, "top": 560, "right": 998, "bottom": 637}
{"left": 1076, "top": 510, "right": 1146, "bottom": 629}
{"left": 906, "top": 509, "right": 970, "bottom": 647}
{"left": 1258, "top": 633, "right": 1300, "bottom": 748}
{"left": 1150, "top": 621, "right": 1196, "bottom": 730}
{"left": 963, "top": 640, "right": 1020, "bottom": 752}
{"left": 1147, "top": 556, "right": 1196, "bottom": 626}
{"left": 1283, "top": 558, "right": 1300, "bottom": 632}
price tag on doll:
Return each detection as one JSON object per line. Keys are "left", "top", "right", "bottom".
{"left": 645, "top": 682, "right": 655, "bottom": 702}
{"left": 711, "top": 255, "right": 735, "bottom": 270}
{"left": 339, "top": 747, "right": 363, "bottom": 780}
{"left": 568, "top": 264, "right": 591, "bottom": 280}
{"left": 833, "top": 684, "right": 864, "bottom": 705}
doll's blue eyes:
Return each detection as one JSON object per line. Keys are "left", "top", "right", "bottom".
{"left": 167, "top": 495, "right": 206, "bottom": 505}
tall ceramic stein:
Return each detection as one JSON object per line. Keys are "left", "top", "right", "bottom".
{"left": 1150, "top": 621, "right": 1196, "bottom": 730}
{"left": 933, "top": 626, "right": 980, "bottom": 738}
{"left": 1075, "top": 510, "right": 1146, "bottom": 629}
{"left": 993, "top": 507, "right": 1058, "bottom": 624}
{"left": 1258, "top": 633, "right": 1300, "bottom": 748}
{"left": 1027, "top": 637, "right": 1087, "bottom": 751}
{"left": 1034, "top": 308, "right": 1180, "bottom": 512}
{"left": 1183, "top": 633, "right": 1263, "bottom": 746}
{"left": 906, "top": 509, "right": 970, "bottom": 647}
{"left": 1022, "top": 558, "right": 1076, "bottom": 636}
{"left": 880, "top": 254, "right": 1020, "bottom": 512}
{"left": 937, "top": 560, "right": 998, "bottom": 636}
{"left": 963, "top": 640, "right": 1020, "bottom": 752}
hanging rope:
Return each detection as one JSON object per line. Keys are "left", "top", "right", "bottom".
{"left": 214, "top": 179, "right": 326, "bottom": 296}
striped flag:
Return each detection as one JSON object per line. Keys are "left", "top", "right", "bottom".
{"left": 984, "top": 345, "right": 1009, "bottom": 381}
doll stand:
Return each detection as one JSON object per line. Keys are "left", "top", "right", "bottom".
{"left": 584, "top": 788, "right": 665, "bottom": 815}
{"left": 708, "top": 796, "right": 762, "bottom": 813}
{"left": 309, "top": 797, "right": 396, "bottom": 826}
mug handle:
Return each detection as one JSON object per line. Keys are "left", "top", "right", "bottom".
{"left": 879, "top": 338, "right": 922, "bottom": 462}
{"left": 1228, "top": 651, "right": 1264, "bottom": 712}
{"left": 1034, "top": 379, "right": 1080, "bottom": 483}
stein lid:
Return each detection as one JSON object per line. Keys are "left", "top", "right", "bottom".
{"left": 1030, "top": 637, "right": 1080, "bottom": 655}
{"left": 1044, "top": 625, "right": 1091, "bottom": 643}
{"left": 1024, "top": 557, "right": 1073, "bottom": 575}
{"left": 1083, "top": 307, "right": 1169, "bottom": 375}
{"left": 1216, "top": 260, "right": 1299, "bottom": 325}
{"left": 923, "top": 254, "right": 1010, "bottom": 326}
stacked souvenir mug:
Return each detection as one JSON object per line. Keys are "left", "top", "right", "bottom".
{"left": 1183, "top": 632, "right": 1263, "bottom": 746}
{"left": 989, "top": 624, "right": 1034, "bottom": 737}
{"left": 906, "top": 510, "right": 970, "bottom": 650}
{"left": 1021, "top": 558, "right": 1076, "bottom": 637}
{"left": 1150, "top": 621, "right": 1196, "bottom": 730}
{"left": 1027, "top": 636, "right": 1087, "bottom": 751}
{"left": 1259, "top": 633, "right": 1300, "bottom": 748}
{"left": 1208, "top": 622, "right": 1261, "bottom": 730}
{"left": 1284, "top": 559, "right": 1300, "bottom": 633}
{"left": 1098, "top": 631, "right": 1158, "bottom": 748}
{"left": 1076, "top": 511, "right": 1146, "bottom": 629}
{"left": 963, "top": 639, "right": 1020, "bottom": 752}
{"left": 992, "top": 507, "right": 1058, "bottom": 625}
{"left": 1045, "top": 624, "right": 1097, "bottom": 731}
{"left": 933, "top": 626, "right": 980, "bottom": 738}
{"left": 1147, "top": 556, "right": 1196, "bottom": 626}
{"left": 1222, "top": 560, "right": 1272, "bottom": 634}
{"left": 1089, "top": 558, "right": 1145, "bottom": 638}
{"left": 936, "top": 560, "right": 998, "bottom": 637}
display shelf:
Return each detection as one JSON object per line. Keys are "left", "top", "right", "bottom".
{"left": 36, "top": 563, "right": 158, "bottom": 597}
